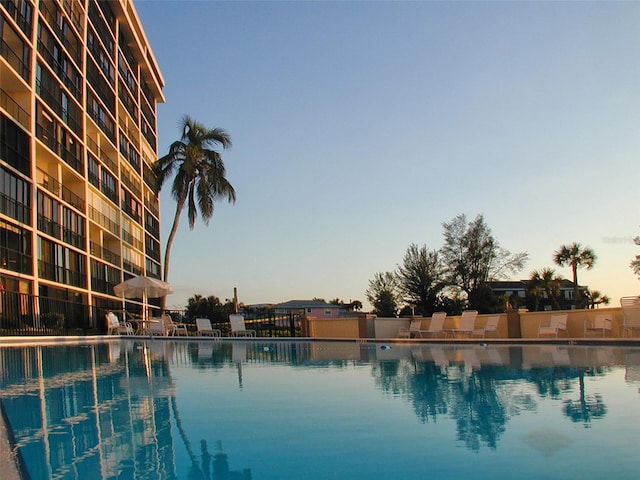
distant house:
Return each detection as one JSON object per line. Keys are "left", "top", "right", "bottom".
{"left": 486, "top": 280, "right": 585, "bottom": 311}
{"left": 273, "top": 300, "right": 344, "bottom": 318}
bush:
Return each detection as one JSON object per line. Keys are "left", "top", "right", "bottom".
{"left": 40, "top": 312, "right": 65, "bottom": 329}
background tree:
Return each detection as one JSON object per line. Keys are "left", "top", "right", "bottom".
{"left": 154, "top": 116, "right": 236, "bottom": 297}
{"left": 365, "top": 272, "right": 401, "bottom": 317}
{"left": 631, "top": 233, "right": 640, "bottom": 278}
{"left": 553, "top": 243, "right": 596, "bottom": 309}
{"left": 396, "top": 244, "right": 446, "bottom": 316}
{"left": 527, "top": 268, "right": 563, "bottom": 311}
{"left": 329, "top": 299, "right": 363, "bottom": 311}
{"left": 583, "top": 288, "right": 610, "bottom": 309}
{"left": 348, "top": 300, "right": 363, "bottom": 311}
{"left": 185, "top": 294, "right": 236, "bottom": 324}
{"left": 440, "top": 214, "right": 528, "bottom": 312}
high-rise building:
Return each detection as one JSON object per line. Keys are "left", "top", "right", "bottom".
{"left": 0, "top": 0, "right": 164, "bottom": 329}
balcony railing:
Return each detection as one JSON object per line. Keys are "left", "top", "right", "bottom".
{"left": 88, "top": 205, "right": 119, "bottom": 236}
{"left": 121, "top": 230, "right": 143, "bottom": 251}
{"left": 37, "top": 168, "right": 85, "bottom": 211}
{"left": 0, "top": 87, "right": 30, "bottom": 129}
{"left": 0, "top": 242, "right": 32, "bottom": 275}
{"left": 121, "top": 203, "right": 142, "bottom": 225}
{"left": 37, "top": 213, "right": 85, "bottom": 250}
{"left": 1, "top": 0, "right": 33, "bottom": 36}
{"left": 0, "top": 191, "right": 30, "bottom": 224}
{"left": 90, "top": 240, "right": 121, "bottom": 266}
{"left": 141, "top": 118, "right": 157, "bottom": 149}
{"left": 38, "top": 259, "right": 87, "bottom": 288}
{"left": 122, "top": 258, "right": 142, "bottom": 276}
{"left": 37, "top": 39, "right": 82, "bottom": 101}
{"left": 86, "top": 137, "right": 117, "bottom": 174}
{"left": 90, "top": 276, "right": 116, "bottom": 296}
{"left": 35, "top": 122, "right": 84, "bottom": 175}
{"left": 62, "top": 225, "right": 85, "bottom": 250}
{"left": 0, "top": 36, "right": 30, "bottom": 81}
{"left": 35, "top": 78, "right": 82, "bottom": 136}
{"left": 121, "top": 171, "right": 141, "bottom": 198}
{"left": 0, "top": 133, "right": 30, "bottom": 176}
{"left": 37, "top": 214, "right": 61, "bottom": 239}
{"left": 86, "top": 104, "right": 115, "bottom": 142}
{"left": 38, "top": 0, "right": 82, "bottom": 65}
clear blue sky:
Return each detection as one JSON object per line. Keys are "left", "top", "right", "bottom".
{"left": 135, "top": 0, "right": 640, "bottom": 311}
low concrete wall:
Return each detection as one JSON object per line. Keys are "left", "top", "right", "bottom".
{"left": 305, "top": 316, "right": 361, "bottom": 339}
{"left": 519, "top": 307, "right": 624, "bottom": 338}
{"left": 305, "top": 307, "right": 628, "bottom": 340}
{"left": 373, "top": 317, "right": 409, "bottom": 338}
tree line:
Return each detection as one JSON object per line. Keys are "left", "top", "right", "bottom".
{"left": 365, "top": 213, "right": 607, "bottom": 317}
{"left": 150, "top": 117, "right": 631, "bottom": 317}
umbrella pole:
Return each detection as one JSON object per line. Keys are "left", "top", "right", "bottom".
{"left": 143, "top": 291, "right": 148, "bottom": 323}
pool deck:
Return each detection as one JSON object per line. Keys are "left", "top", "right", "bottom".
{"left": 0, "top": 405, "right": 20, "bottom": 480}
{"left": 0, "top": 334, "right": 639, "bottom": 346}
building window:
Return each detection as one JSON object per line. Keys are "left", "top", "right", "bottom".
{"left": 0, "top": 113, "right": 31, "bottom": 175}
{"left": 0, "top": 165, "right": 31, "bottom": 223}
{"left": 0, "top": 218, "right": 32, "bottom": 274}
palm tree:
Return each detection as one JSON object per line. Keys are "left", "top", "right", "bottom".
{"left": 583, "top": 287, "right": 610, "bottom": 309}
{"left": 154, "top": 116, "right": 236, "bottom": 296}
{"left": 528, "top": 268, "right": 563, "bottom": 311}
{"left": 553, "top": 243, "right": 597, "bottom": 309}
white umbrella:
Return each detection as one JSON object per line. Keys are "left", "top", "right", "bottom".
{"left": 113, "top": 275, "right": 172, "bottom": 321}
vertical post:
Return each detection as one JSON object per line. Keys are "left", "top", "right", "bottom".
{"left": 506, "top": 308, "right": 522, "bottom": 338}
{"left": 289, "top": 313, "right": 296, "bottom": 337}
{"left": 233, "top": 287, "right": 238, "bottom": 314}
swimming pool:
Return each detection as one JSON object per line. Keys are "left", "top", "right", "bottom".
{"left": 0, "top": 340, "right": 639, "bottom": 479}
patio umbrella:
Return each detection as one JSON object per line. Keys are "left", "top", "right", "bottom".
{"left": 113, "top": 275, "right": 172, "bottom": 321}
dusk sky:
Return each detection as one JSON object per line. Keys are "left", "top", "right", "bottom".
{"left": 135, "top": 1, "right": 639, "bottom": 311}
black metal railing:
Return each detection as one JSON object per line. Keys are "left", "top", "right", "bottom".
{"left": 0, "top": 290, "right": 95, "bottom": 336}
{"left": 180, "top": 312, "right": 301, "bottom": 337}
{"left": 0, "top": 294, "right": 304, "bottom": 337}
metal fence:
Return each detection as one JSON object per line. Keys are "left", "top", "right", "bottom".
{"left": 168, "top": 311, "right": 301, "bottom": 338}
{"left": 0, "top": 292, "right": 303, "bottom": 338}
{"left": 0, "top": 289, "right": 96, "bottom": 336}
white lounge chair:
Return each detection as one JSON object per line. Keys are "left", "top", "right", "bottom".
{"left": 472, "top": 315, "right": 500, "bottom": 338}
{"left": 461, "top": 347, "right": 481, "bottom": 371}
{"left": 444, "top": 310, "right": 478, "bottom": 338}
{"left": 419, "top": 312, "right": 447, "bottom": 338}
{"left": 230, "top": 314, "right": 256, "bottom": 337}
{"left": 398, "top": 318, "right": 424, "bottom": 338}
{"left": 148, "top": 317, "right": 167, "bottom": 336}
{"left": 620, "top": 296, "right": 640, "bottom": 338}
{"left": 429, "top": 346, "right": 449, "bottom": 369}
{"left": 537, "top": 314, "right": 568, "bottom": 338}
{"left": 584, "top": 313, "right": 612, "bottom": 338}
{"left": 106, "top": 312, "right": 134, "bottom": 335}
{"left": 162, "top": 314, "right": 188, "bottom": 336}
{"left": 195, "top": 318, "right": 221, "bottom": 337}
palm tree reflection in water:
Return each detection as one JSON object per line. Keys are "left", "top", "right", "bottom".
{"left": 562, "top": 368, "right": 607, "bottom": 426}
{"left": 197, "top": 441, "right": 251, "bottom": 480}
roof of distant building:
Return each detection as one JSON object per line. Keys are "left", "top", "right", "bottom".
{"left": 273, "top": 300, "right": 341, "bottom": 309}
{"left": 487, "top": 279, "right": 582, "bottom": 290}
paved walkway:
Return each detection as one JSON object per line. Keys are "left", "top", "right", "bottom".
{"left": 0, "top": 406, "right": 20, "bottom": 480}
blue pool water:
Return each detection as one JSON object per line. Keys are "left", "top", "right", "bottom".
{"left": 1, "top": 340, "right": 639, "bottom": 479}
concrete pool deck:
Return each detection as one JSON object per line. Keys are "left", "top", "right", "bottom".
{"left": 0, "top": 404, "right": 20, "bottom": 480}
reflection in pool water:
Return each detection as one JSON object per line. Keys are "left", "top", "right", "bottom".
{"left": 0, "top": 341, "right": 639, "bottom": 479}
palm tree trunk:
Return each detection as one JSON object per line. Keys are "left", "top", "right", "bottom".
{"left": 161, "top": 198, "right": 185, "bottom": 310}
{"left": 572, "top": 264, "right": 579, "bottom": 308}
